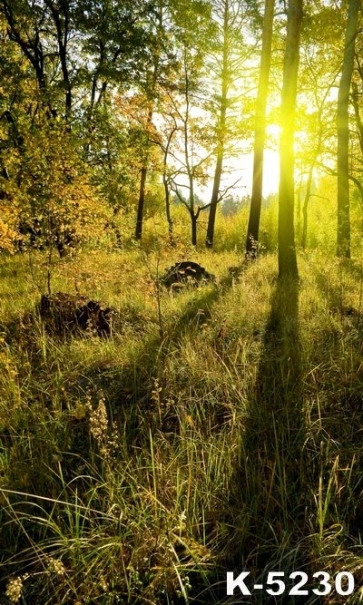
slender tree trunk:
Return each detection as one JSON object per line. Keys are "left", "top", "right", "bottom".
{"left": 134, "top": 100, "right": 155, "bottom": 240}
{"left": 163, "top": 172, "right": 174, "bottom": 242}
{"left": 206, "top": 0, "right": 230, "bottom": 249}
{"left": 184, "top": 205, "right": 201, "bottom": 247}
{"left": 337, "top": 0, "right": 360, "bottom": 258}
{"left": 189, "top": 174, "right": 196, "bottom": 244}
{"left": 351, "top": 81, "right": 363, "bottom": 155}
{"left": 278, "top": 0, "right": 302, "bottom": 279}
{"left": 296, "top": 178, "right": 301, "bottom": 240}
{"left": 301, "top": 164, "right": 315, "bottom": 249}
{"left": 301, "top": 88, "right": 328, "bottom": 248}
{"left": 206, "top": 153, "right": 224, "bottom": 248}
{"left": 162, "top": 125, "right": 177, "bottom": 244}
{"left": 134, "top": 1, "right": 165, "bottom": 241}
{"left": 135, "top": 165, "right": 148, "bottom": 240}
{"left": 191, "top": 213, "right": 197, "bottom": 246}
{"left": 245, "top": 0, "right": 275, "bottom": 258}
{"left": 47, "top": 0, "right": 72, "bottom": 118}
{"left": 182, "top": 48, "right": 197, "bottom": 247}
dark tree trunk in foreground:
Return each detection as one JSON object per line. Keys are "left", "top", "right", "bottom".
{"left": 278, "top": 0, "right": 302, "bottom": 279}
{"left": 337, "top": 0, "right": 360, "bottom": 258}
{"left": 245, "top": 0, "right": 275, "bottom": 258}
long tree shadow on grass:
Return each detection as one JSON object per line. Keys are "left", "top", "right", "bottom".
{"left": 226, "top": 276, "right": 308, "bottom": 600}
{"left": 65, "top": 269, "right": 242, "bottom": 434}
{"left": 0, "top": 265, "right": 241, "bottom": 472}
{"left": 0, "top": 270, "right": 240, "bottom": 594}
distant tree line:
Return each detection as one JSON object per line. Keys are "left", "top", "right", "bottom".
{"left": 0, "top": 0, "right": 362, "bottom": 277}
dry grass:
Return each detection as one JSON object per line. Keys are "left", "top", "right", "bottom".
{"left": 1, "top": 247, "right": 363, "bottom": 603}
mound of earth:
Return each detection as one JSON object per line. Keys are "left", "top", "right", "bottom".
{"left": 160, "top": 261, "right": 215, "bottom": 291}
{"left": 39, "top": 292, "right": 117, "bottom": 337}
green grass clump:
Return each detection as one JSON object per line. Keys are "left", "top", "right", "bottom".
{"left": 1, "top": 248, "right": 363, "bottom": 603}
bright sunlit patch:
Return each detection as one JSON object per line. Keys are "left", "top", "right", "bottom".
{"left": 263, "top": 124, "right": 280, "bottom": 196}
{"left": 266, "top": 123, "right": 281, "bottom": 144}
{"left": 263, "top": 150, "right": 280, "bottom": 196}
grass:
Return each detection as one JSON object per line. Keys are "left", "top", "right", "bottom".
{"left": 1, "top": 243, "right": 363, "bottom": 603}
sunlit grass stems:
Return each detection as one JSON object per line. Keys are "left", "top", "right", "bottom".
{"left": 1, "top": 249, "right": 363, "bottom": 603}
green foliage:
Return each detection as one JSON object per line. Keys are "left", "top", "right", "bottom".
{"left": 0, "top": 113, "right": 107, "bottom": 257}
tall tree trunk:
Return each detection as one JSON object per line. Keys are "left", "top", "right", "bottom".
{"left": 46, "top": 0, "right": 72, "bottom": 119}
{"left": 191, "top": 213, "right": 198, "bottom": 246}
{"left": 301, "top": 164, "right": 315, "bottom": 249}
{"left": 182, "top": 47, "right": 197, "bottom": 247}
{"left": 337, "top": 0, "right": 360, "bottom": 258}
{"left": 301, "top": 85, "right": 330, "bottom": 248}
{"left": 134, "top": 102, "right": 154, "bottom": 240}
{"left": 206, "top": 0, "right": 230, "bottom": 249}
{"left": 134, "top": 0, "right": 165, "bottom": 241}
{"left": 135, "top": 164, "right": 148, "bottom": 240}
{"left": 351, "top": 81, "right": 363, "bottom": 155}
{"left": 189, "top": 173, "right": 196, "bottom": 244}
{"left": 162, "top": 125, "right": 177, "bottom": 244}
{"left": 301, "top": 185, "right": 310, "bottom": 250}
{"left": 278, "top": 0, "right": 302, "bottom": 279}
{"left": 163, "top": 172, "right": 174, "bottom": 243}
{"left": 245, "top": 0, "right": 275, "bottom": 258}
{"left": 206, "top": 151, "right": 224, "bottom": 248}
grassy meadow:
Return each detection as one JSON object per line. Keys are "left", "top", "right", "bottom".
{"left": 2, "top": 198, "right": 363, "bottom": 603}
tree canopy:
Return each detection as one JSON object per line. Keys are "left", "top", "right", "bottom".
{"left": 0, "top": 0, "right": 362, "bottom": 263}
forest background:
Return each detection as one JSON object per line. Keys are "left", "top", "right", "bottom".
{"left": 1, "top": 0, "right": 363, "bottom": 603}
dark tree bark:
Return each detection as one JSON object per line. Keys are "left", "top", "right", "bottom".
{"left": 245, "top": 0, "right": 275, "bottom": 258}
{"left": 135, "top": 164, "right": 148, "bottom": 240}
{"left": 191, "top": 212, "right": 198, "bottom": 246}
{"left": 134, "top": 0, "right": 167, "bottom": 241}
{"left": 337, "top": 0, "right": 360, "bottom": 258}
{"left": 278, "top": 0, "right": 302, "bottom": 279}
{"left": 2, "top": 0, "right": 48, "bottom": 96}
{"left": 45, "top": 0, "right": 72, "bottom": 118}
{"left": 2, "top": 0, "right": 75, "bottom": 119}
{"left": 161, "top": 123, "right": 177, "bottom": 244}
{"left": 163, "top": 172, "right": 174, "bottom": 243}
{"left": 206, "top": 141, "right": 224, "bottom": 249}
{"left": 206, "top": 0, "right": 230, "bottom": 249}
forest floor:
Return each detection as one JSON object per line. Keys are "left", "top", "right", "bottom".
{"left": 1, "top": 247, "right": 363, "bottom": 604}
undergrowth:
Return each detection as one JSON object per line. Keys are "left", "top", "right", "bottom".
{"left": 1, "top": 247, "right": 363, "bottom": 603}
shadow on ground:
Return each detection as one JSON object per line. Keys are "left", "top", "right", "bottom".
{"left": 224, "top": 276, "right": 310, "bottom": 603}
